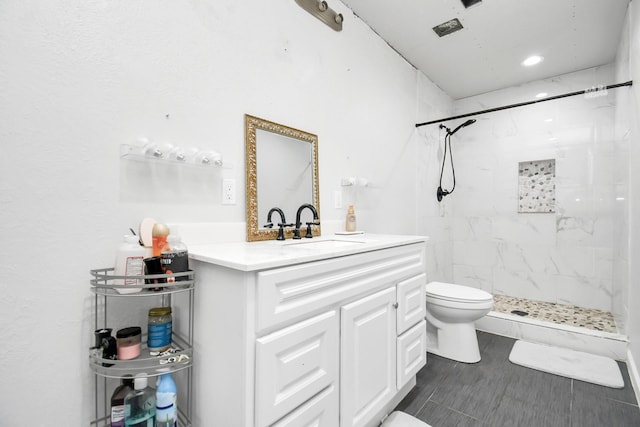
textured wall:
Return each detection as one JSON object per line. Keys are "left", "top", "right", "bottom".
{"left": 0, "top": 1, "right": 447, "bottom": 424}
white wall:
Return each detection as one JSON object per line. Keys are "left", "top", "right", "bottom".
{"left": 0, "top": 1, "right": 451, "bottom": 424}
{"left": 618, "top": 0, "right": 640, "bottom": 390}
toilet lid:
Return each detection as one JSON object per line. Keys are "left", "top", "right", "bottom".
{"left": 426, "top": 281, "right": 493, "bottom": 303}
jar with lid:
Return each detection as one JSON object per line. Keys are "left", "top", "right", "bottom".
{"left": 116, "top": 326, "right": 142, "bottom": 360}
{"left": 148, "top": 307, "right": 172, "bottom": 353}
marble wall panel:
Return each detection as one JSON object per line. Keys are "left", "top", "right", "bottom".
{"left": 452, "top": 264, "right": 493, "bottom": 293}
{"left": 491, "top": 215, "right": 556, "bottom": 245}
{"left": 450, "top": 65, "right": 623, "bottom": 313}
{"left": 493, "top": 268, "right": 557, "bottom": 303}
{"left": 452, "top": 240, "right": 498, "bottom": 267}
{"left": 555, "top": 275, "right": 612, "bottom": 311}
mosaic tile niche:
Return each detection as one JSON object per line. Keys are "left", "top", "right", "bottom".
{"left": 518, "top": 159, "right": 556, "bottom": 213}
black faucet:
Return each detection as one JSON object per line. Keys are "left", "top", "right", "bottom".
{"left": 264, "top": 207, "right": 293, "bottom": 240}
{"left": 293, "top": 204, "right": 320, "bottom": 239}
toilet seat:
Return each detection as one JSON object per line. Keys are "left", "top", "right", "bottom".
{"left": 426, "top": 281, "right": 493, "bottom": 304}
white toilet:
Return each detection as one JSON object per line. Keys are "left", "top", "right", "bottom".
{"left": 425, "top": 281, "right": 493, "bottom": 363}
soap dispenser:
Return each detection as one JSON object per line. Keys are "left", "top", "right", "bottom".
{"left": 345, "top": 205, "right": 357, "bottom": 232}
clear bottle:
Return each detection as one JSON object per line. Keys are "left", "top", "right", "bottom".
{"left": 155, "top": 373, "right": 178, "bottom": 427}
{"left": 111, "top": 377, "right": 135, "bottom": 427}
{"left": 161, "top": 235, "right": 189, "bottom": 282}
{"left": 125, "top": 375, "right": 156, "bottom": 427}
{"left": 345, "top": 205, "right": 357, "bottom": 232}
{"left": 114, "top": 235, "right": 145, "bottom": 294}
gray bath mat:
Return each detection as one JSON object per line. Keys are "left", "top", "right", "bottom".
{"left": 509, "top": 340, "right": 624, "bottom": 388}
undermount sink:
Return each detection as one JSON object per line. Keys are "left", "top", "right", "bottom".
{"left": 283, "top": 239, "right": 365, "bottom": 249}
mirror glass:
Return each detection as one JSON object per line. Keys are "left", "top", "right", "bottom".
{"left": 245, "top": 114, "right": 321, "bottom": 241}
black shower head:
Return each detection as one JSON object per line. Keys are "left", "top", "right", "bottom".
{"left": 449, "top": 119, "right": 476, "bottom": 136}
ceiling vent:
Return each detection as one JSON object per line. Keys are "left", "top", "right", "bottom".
{"left": 460, "top": 0, "right": 482, "bottom": 8}
{"left": 432, "top": 18, "right": 463, "bottom": 37}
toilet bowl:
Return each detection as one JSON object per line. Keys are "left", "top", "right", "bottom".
{"left": 425, "top": 281, "right": 493, "bottom": 363}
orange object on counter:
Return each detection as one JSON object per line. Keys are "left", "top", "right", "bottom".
{"left": 151, "top": 223, "right": 170, "bottom": 257}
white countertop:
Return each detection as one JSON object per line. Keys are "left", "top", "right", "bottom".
{"left": 188, "top": 233, "right": 428, "bottom": 272}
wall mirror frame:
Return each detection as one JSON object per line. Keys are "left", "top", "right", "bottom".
{"left": 245, "top": 114, "right": 321, "bottom": 242}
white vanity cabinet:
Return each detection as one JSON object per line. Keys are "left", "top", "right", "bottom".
{"left": 190, "top": 236, "right": 427, "bottom": 427}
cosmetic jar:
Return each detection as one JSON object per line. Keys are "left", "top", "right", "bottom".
{"left": 148, "top": 307, "right": 172, "bottom": 353}
{"left": 116, "top": 326, "right": 142, "bottom": 360}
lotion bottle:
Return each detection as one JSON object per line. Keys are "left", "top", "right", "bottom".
{"left": 345, "top": 205, "right": 357, "bottom": 232}
{"left": 155, "top": 372, "right": 178, "bottom": 427}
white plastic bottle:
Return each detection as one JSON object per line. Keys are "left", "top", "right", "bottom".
{"left": 113, "top": 235, "right": 146, "bottom": 294}
{"left": 114, "top": 235, "right": 146, "bottom": 294}
{"left": 155, "top": 373, "right": 178, "bottom": 427}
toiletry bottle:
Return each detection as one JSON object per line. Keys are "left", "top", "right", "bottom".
{"left": 114, "top": 235, "right": 145, "bottom": 294}
{"left": 161, "top": 235, "right": 189, "bottom": 282}
{"left": 345, "top": 205, "right": 357, "bottom": 232}
{"left": 152, "top": 223, "right": 170, "bottom": 257}
{"left": 111, "top": 376, "right": 135, "bottom": 427}
{"left": 155, "top": 372, "right": 178, "bottom": 427}
{"left": 125, "top": 374, "right": 156, "bottom": 426}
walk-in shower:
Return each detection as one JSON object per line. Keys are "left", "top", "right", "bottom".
{"left": 418, "top": 74, "right": 633, "bottom": 340}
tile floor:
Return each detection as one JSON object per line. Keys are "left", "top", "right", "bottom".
{"left": 395, "top": 331, "right": 640, "bottom": 427}
{"left": 491, "top": 295, "right": 618, "bottom": 333}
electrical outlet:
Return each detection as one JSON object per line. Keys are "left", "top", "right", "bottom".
{"left": 222, "top": 178, "right": 236, "bottom": 205}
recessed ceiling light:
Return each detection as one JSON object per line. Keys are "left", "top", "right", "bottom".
{"left": 522, "top": 55, "right": 544, "bottom": 66}
{"left": 544, "top": 118, "right": 553, "bottom": 122}
{"left": 535, "top": 92, "right": 548, "bottom": 98}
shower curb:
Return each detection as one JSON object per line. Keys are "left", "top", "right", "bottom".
{"left": 476, "top": 310, "right": 628, "bottom": 361}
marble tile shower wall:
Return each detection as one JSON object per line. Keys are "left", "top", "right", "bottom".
{"left": 446, "top": 66, "right": 627, "bottom": 322}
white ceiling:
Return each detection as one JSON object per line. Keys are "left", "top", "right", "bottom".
{"left": 340, "top": 0, "right": 630, "bottom": 99}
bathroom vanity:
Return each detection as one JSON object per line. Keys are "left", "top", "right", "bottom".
{"left": 189, "top": 234, "right": 428, "bottom": 427}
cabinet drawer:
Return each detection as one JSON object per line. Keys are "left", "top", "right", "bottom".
{"left": 255, "top": 311, "right": 339, "bottom": 427}
{"left": 271, "top": 384, "right": 338, "bottom": 427}
{"left": 256, "top": 243, "right": 426, "bottom": 333}
{"left": 397, "top": 320, "right": 427, "bottom": 389}
{"left": 396, "top": 273, "right": 426, "bottom": 334}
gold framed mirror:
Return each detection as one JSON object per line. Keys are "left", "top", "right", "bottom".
{"left": 245, "top": 114, "right": 321, "bottom": 241}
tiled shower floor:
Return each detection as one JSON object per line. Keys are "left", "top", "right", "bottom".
{"left": 492, "top": 295, "right": 618, "bottom": 333}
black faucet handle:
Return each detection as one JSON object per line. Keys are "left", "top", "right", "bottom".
{"left": 275, "top": 223, "right": 294, "bottom": 241}
{"left": 263, "top": 222, "right": 274, "bottom": 229}
{"left": 304, "top": 221, "right": 320, "bottom": 238}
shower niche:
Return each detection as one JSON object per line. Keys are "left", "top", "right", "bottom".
{"left": 518, "top": 158, "right": 556, "bottom": 213}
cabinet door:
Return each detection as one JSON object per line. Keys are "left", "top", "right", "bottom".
{"left": 256, "top": 310, "right": 339, "bottom": 427}
{"left": 397, "top": 320, "right": 427, "bottom": 389}
{"left": 340, "top": 287, "right": 396, "bottom": 427}
{"left": 271, "top": 384, "right": 339, "bottom": 427}
{"left": 396, "top": 273, "right": 426, "bottom": 335}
